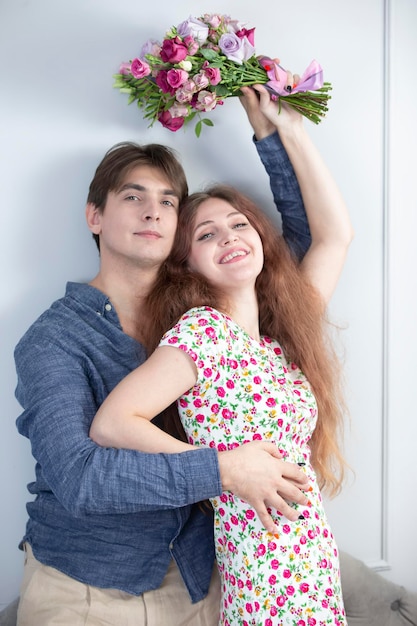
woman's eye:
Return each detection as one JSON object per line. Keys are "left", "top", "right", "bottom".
{"left": 234, "top": 222, "right": 249, "bottom": 229}
{"left": 197, "top": 232, "right": 213, "bottom": 241}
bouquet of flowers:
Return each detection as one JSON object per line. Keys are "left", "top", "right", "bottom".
{"left": 114, "top": 14, "right": 332, "bottom": 136}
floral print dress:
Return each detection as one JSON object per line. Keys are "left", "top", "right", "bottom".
{"left": 160, "top": 307, "right": 346, "bottom": 626}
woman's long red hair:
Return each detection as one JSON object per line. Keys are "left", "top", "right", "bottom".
{"left": 143, "top": 185, "right": 347, "bottom": 496}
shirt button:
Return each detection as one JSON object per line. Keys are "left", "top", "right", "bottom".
{"left": 105, "top": 303, "right": 112, "bottom": 312}
{"left": 169, "top": 542, "right": 174, "bottom": 550}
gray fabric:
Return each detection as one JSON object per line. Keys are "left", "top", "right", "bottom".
{"left": 0, "top": 599, "right": 18, "bottom": 626}
{"left": 340, "top": 551, "right": 417, "bottom": 625}
{"left": 1, "top": 551, "right": 417, "bottom": 625}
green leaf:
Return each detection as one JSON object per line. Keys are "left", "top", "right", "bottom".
{"left": 195, "top": 120, "right": 202, "bottom": 138}
{"left": 202, "top": 118, "right": 214, "bottom": 127}
{"left": 200, "top": 48, "right": 219, "bottom": 62}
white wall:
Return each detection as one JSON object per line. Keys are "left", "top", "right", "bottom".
{"left": 1, "top": 0, "right": 416, "bottom": 608}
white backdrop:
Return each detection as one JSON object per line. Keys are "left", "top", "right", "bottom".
{"left": 1, "top": 0, "right": 416, "bottom": 608}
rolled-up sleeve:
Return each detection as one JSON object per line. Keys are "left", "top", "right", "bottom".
{"left": 255, "top": 131, "right": 311, "bottom": 261}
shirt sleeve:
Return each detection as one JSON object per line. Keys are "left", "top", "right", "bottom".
{"left": 14, "top": 332, "right": 222, "bottom": 517}
{"left": 255, "top": 131, "right": 312, "bottom": 261}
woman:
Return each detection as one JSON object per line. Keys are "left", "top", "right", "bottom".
{"left": 90, "top": 86, "right": 353, "bottom": 625}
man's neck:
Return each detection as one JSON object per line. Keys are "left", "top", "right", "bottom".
{"left": 89, "top": 266, "right": 158, "bottom": 343}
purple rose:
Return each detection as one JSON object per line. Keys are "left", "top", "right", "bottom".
{"left": 130, "top": 58, "right": 151, "bottom": 79}
{"left": 140, "top": 38, "right": 161, "bottom": 59}
{"left": 158, "top": 110, "right": 185, "bottom": 132}
{"left": 166, "top": 68, "right": 188, "bottom": 89}
{"left": 160, "top": 37, "right": 188, "bottom": 63}
{"left": 177, "top": 16, "right": 209, "bottom": 45}
{"left": 218, "top": 33, "right": 255, "bottom": 65}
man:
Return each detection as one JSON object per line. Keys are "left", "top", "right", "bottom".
{"left": 14, "top": 92, "right": 311, "bottom": 625}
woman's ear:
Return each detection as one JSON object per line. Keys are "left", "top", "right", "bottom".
{"left": 85, "top": 202, "right": 102, "bottom": 235}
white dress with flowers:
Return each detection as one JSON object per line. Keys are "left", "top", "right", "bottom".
{"left": 160, "top": 306, "right": 346, "bottom": 626}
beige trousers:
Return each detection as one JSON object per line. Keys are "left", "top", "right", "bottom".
{"left": 17, "top": 544, "right": 221, "bottom": 626}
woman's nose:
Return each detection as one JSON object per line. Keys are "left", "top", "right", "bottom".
{"left": 222, "top": 230, "right": 239, "bottom": 245}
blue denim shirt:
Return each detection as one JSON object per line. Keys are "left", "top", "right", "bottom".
{"left": 15, "top": 131, "right": 311, "bottom": 601}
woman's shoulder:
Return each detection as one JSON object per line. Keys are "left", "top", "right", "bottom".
{"left": 179, "top": 305, "right": 227, "bottom": 324}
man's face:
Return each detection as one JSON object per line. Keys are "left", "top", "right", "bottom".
{"left": 88, "top": 165, "right": 180, "bottom": 271}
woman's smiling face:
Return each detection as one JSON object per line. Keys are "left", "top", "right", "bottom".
{"left": 187, "top": 197, "right": 264, "bottom": 291}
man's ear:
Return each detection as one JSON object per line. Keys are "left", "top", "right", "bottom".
{"left": 85, "top": 202, "right": 101, "bottom": 235}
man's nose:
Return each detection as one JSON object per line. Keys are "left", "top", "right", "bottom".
{"left": 142, "top": 202, "right": 160, "bottom": 221}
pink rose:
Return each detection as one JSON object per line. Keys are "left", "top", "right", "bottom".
{"left": 183, "top": 35, "right": 199, "bottom": 56}
{"left": 167, "top": 68, "right": 189, "bottom": 89}
{"left": 160, "top": 37, "right": 188, "bottom": 63}
{"left": 119, "top": 61, "right": 132, "bottom": 75}
{"left": 155, "top": 70, "right": 176, "bottom": 95}
{"left": 176, "top": 88, "right": 194, "bottom": 104}
{"left": 204, "top": 13, "right": 221, "bottom": 28}
{"left": 194, "top": 90, "right": 218, "bottom": 112}
{"left": 130, "top": 58, "right": 151, "bottom": 79}
{"left": 222, "top": 408, "right": 233, "bottom": 420}
{"left": 158, "top": 110, "right": 185, "bottom": 132}
{"left": 193, "top": 71, "right": 210, "bottom": 90}
{"left": 203, "top": 66, "right": 221, "bottom": 85}
{"left": 255, "top": 543, "right": 266, "bottom": 557}
{"left": 236, "top": 27, "right": 256, "bottom": 46}
{"left": 245, "top": 509, "right": 255, "bottom": 520}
